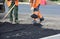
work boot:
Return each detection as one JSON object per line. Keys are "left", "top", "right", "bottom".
{"left": 40, "top": 17, "right": 44, "bottom": 23}
{"left": 32, "top": 20, "right": 39, "bottom": 25}
{"left": 32, "top": 20, "right": 37, "bottom": 24}
{"left": 9, "top": 20, "right": 13, "bottom": 24}
{"left": 15, "top": 20, "right": 19, "bottom": 24}
{"left": 32, "top": 20, "right": 42, "bottom": 25}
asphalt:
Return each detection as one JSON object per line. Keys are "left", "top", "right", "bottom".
{"left": 0, "top": 14, "right": 60, "bottom": 39}
{"left": 0, "top": 2, "right": 60, "bottom": 39}
{"left": 0, "top": 22, "right": 60, "bottom": 39}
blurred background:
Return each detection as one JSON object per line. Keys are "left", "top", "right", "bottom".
{"left": 19, "top": 0, "right": 60, "bottom": 2}
{"left": 0, "top": 0, "right": 60, "bottom": 18}
{"left": 0, "top": 0, "right": 60, "bottom": 17}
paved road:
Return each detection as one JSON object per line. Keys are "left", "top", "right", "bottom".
{"left": 0, "top": 4, "right": 60, "bottom": 39}
{"left": 0, "top": 4, "right": 60, "bottom": 16}
{"left": 0, "top": 4, "right": 60, "bottom": 29}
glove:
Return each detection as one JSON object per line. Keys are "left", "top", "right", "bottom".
{"left": 31, "top": 7, "right": 34, "bottom": 10}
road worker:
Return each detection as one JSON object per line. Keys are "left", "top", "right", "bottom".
{"left": 30, "top": 0, "right": 44, "bottom": 24}
{"left": 6, "top": 0, "right": 19, "bottom": 24}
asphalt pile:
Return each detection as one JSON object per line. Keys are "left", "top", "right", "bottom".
{"left": 0, "top": 22, "right": 60, "bottom": 39}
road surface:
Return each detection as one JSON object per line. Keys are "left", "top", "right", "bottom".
{"left": 0, "top": 4, "right": 60, "bottom": 39}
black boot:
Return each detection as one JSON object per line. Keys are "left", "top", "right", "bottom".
{"left": 40, "top": 17, "right": 44, "bottom": 23}
{"left": 15, "top": 20, "right": 19, "bottom": 24}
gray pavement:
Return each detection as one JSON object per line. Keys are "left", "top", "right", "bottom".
{"left": 0, "top": 13, "right": 60, "bottom": 30}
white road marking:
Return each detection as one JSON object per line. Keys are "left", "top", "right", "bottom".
{"left": 40, "top": 34, "right": 60, "bottom": 39}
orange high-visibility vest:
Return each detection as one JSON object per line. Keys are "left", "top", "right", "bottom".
{"left": 30, "top": 0, "right": 41, "bottom": 8}
{"left": 6, "top": 0, "right": 18, "bottom": 7}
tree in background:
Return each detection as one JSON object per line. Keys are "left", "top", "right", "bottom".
{"left": 19, "top": 0, "right": 29, "bottom": 2}
{"left": 50, "top": 0, "right": 58, "bottom": 1}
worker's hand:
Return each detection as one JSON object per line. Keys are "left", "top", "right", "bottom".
{"left": 31, "top": 7, "right": 34, "bottom": 10}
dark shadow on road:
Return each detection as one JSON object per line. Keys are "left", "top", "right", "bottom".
{"left": 0, "top": 22, "right": 60, "bottom": 39}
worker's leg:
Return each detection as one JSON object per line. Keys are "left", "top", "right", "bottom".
{"left": 35, "top": 4, "right": 44, "bottom": 23}
{"left": 9, "top": 5, "right": 13, "bottom": 22}
{"left": 32, "top": 4, "right": 44, "bottom": 24}
{"left": 33, "top": 11, "right": 38, "bottom": 21}
{"left": 31, "top": 8, "right": 39, "bottom": 24}
{"left": 38, "top": 10, "right": 42, "bottom": 18}
{"left": 33, "top": 5, "right": 40, "bottom": 21}
{"left": 14, "top": 5, "right": 18, "bottom": 23}
{"left": 38, "top": 10, "right": 44, "bottom": 23}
